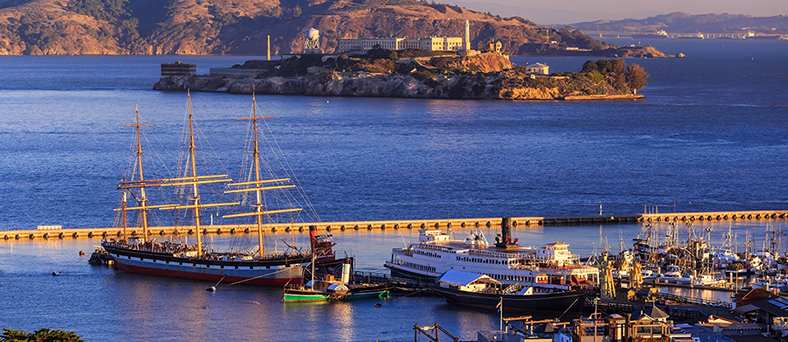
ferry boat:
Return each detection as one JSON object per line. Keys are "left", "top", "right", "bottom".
{"left": 384, "top": 219, "right": 599, "bottom": 290}
{"left": 102, "top": 93, "right": 349, "bottom": 286}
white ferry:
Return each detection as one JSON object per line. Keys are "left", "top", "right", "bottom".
{"left": 384, "top": 226, "right": 598, "bottom": 290}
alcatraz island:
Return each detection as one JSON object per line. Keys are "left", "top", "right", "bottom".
{"left": 154, "top": 24, "right": 656, "bottom": 101}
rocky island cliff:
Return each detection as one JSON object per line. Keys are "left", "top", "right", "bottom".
{"left": 154, "top": 50, "right": 649, "bottom": 101}
{"left": 0, "top": 0, "right": 669, "bottom": 57}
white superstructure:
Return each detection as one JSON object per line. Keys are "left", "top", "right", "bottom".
{"left": 385, "top": 229, "right": 599, "bottom": 290}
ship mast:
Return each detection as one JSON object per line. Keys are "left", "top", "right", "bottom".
{"left": 187, "top": 92, "right": 203, "bottom": 256}
{"left": 115, "top": 106, "right": 154, "bottom": 240}
{"left": 224, "top": 93, "right": 302, "bottom": 259}
{"left": 117, "top": 94, "right": 236, "bottom": 255}
{"left": 133, "top": 106, "right": 151, "bottom": 241}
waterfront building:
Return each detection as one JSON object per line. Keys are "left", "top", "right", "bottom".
{"left": 160, "top": 61, "right": 196, "bottom": 77}
{"left": 524, "top": 63, "right": 549, "bottom": 75}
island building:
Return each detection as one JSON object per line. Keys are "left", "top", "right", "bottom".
{"left": 304, "top": 28, "right": 322, "bottom": 54}
{"left": 337, "top": 20, "right": 473, "bottom": 53}
{"left": 524, "top": 63, "right": 549, "bottom": 75}
{"left": 160, "top": 61, "right": 196, "bottom": 77}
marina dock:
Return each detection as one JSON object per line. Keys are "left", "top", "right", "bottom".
{"left": 2, "top": 209, "right": 786, "bottom": 241}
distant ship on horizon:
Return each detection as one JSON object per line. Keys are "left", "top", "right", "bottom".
{"left": 632, "top": 30, "right": 670, "bottom": 39}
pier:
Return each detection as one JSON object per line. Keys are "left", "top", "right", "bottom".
{"left": 2, "top": 210, "right": 786, "bottom": 241}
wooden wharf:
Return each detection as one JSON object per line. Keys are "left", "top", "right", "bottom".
{"left": 2, "top": 209, "right": 786, "bottom": 242}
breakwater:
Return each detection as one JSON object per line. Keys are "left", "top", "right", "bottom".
{"left": 3, "top": 210, "right": 786, "bottom": 241}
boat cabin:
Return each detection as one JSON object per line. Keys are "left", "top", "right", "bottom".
{"left": 419, "top": 229, "right": 451, "bottom": 243}
{"left": 537, "top": 242, "right": 574, "bottom": 265}
{"left": 438, "top": 270, "right": 500, "bottom": 292}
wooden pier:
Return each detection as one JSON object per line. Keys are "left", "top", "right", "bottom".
{"left": 2, "top": 210, "right": 786, "bottom": 242}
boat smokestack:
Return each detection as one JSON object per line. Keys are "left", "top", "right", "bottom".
{"left": 341, "top": 262, "right": 352, "bottom": 284}
{"left": 501, "top": 217, "right": 511, "bottom": 243}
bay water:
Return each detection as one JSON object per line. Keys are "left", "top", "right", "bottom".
{"left": 0, "top": 39, "right": 787, "bottom": 340}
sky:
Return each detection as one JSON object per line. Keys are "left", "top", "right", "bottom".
{"left": 451, "top": 0, "right": 788, "bottom": 25}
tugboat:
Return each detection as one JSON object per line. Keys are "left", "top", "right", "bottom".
{"left": 101, "top": 93, "right": 350, "bottom": 286}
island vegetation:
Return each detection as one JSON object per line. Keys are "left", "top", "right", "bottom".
{"left": 154, "top": 48, "right": 650, "bottom": 101}
{"left": 1, "top": 328, "right": 84, "bottom": 342}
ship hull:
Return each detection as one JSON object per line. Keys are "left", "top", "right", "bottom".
{"left": 105, "top": 244, "right": 351, "bottom": 287}
{"left": 433, "top": 286, "right": 587, "bottom": 316}
{"left": 114, "top": 259, "right": 302, "bottom": 286}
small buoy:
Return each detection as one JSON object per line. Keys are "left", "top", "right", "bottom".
{"left": 207, "top": 286, "right": 216, "bottom": 292}
{"left": 375, "top": 303, "right": 382, "bottom": 307}
{"left": 79, "top": 250, "right": 85, "bottom": 256}
{"left": 326, "top": 100, "right": 329, "bottom": 104}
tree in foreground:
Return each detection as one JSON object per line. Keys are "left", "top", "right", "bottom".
{"left": 1, "top": 328, "right": 84, "bottom": 342}
{"left": 625, "top": 63, "right": 649, "bottom": 94}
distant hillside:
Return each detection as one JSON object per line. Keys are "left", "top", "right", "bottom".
{"left": 0, "top": 0, "right": 633, "bottom": 55}
{"left": 569, "top": 12, "right": 788, "bottom": 34}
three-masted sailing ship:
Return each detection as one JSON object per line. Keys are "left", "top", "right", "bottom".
{"left": 100, "top": 92, "right": 350, "bottom": 286}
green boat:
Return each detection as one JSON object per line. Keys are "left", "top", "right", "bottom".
{"left": 282, "top": 288, "right": 334, "bottom": 303}
{"left": 283, "top": 280, "right": 349, "bottom": 303}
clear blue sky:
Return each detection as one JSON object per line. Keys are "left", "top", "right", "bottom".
{"left": 452, "top": 0, "right": 788, "bottom": 24}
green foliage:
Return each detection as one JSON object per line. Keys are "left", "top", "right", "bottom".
{"left": 581, "top": 60, "right": 598, "bottom": 73}
{"left": 556, "top": 26, "right": 606, "bottom": 50}
{"left": 588, "top": 72, "right": 605, "bottom": 84}
{"left": 292, "top": 5, "right": 302, "bottom": 18}
{"left": 1, "top": 328, "right": 84, "bottom": 342}
{"left": 69, "top": 0, "right": 128, "bottom": 22}
{"left": 625, "top": 63, "right": 649, "bottom": 92}
{"left": 412, "top": 70, "right": 434, "bottom": 81}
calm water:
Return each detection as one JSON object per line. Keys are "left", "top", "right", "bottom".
{"left": 1, "top": 39, "right": 787, "bottom": 340}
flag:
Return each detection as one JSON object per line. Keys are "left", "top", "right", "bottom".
{"left": 496, "top": 298, "right": 502, "bottom": 313}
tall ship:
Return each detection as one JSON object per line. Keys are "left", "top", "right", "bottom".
{"left": 101, "top": 92, "right": 349, "bottom": 286}
{"left": 384, "top": 218, "right": 599, "bottom": 290}
{"left": 632, "top": 30, "right": 669, "bottom": 39}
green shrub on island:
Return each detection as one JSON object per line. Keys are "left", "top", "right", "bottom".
{"left": 1, "top": 328, "right": 84, "bottom": 342}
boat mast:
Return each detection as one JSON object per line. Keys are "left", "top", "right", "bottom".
{"left": 251, "top": 94, "right": 266, "bottom": 258}
{"left": 224, "top": 94, "right": 301, "bottom": 258}
{"left": 187, "top": 91, "right": 204, "bottom": 257}
{"left": 121, "top": 189, "right": 128, "bottom": 240}
{"left": 133, "top": 106, "right": 151, "bottom": 241}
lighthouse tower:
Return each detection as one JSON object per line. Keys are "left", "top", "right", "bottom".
{"left": 464, "top": 20, "right": 471, "bottom": 51}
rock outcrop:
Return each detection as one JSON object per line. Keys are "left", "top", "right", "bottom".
{"left": 154, "top": 70, "right": 641, "bottom": 101}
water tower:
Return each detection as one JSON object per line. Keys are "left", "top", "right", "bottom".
{"left": 304, "top": 28, "right": 321, "bottom": 54}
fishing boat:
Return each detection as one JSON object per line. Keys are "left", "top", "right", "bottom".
{"left": 433, "top": 271, "right": 587, "bottom": 316}
{"left": 284, "top": 260, "right": 390, "bottom": 303}
{"left": 384, "top": 218, "right": 599, "bottom": 290}
{"left": 102, "top": 92, "right": 350, "bottom": 286}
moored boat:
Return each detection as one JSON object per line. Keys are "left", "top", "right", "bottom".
{"left": 433, "top": 271, "right": 587, "bottom": 316}
{"left": 102, "top": 93, "right": 351, "bottom": 286}
{"left": 384, "top": 218, "right": 598, "bottom": 290}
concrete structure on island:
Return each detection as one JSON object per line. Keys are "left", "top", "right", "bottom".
{"left": 525, "top": 63, "right": 550, "bottom": 75}
{"left": 336, "top": 20, "right": 474, "bottom": 54}
{"left": 160, "top": 61, "right": 196, "bottom": 77}
{"left": 304, "top": 28, "right": 321, "bottom": 54}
